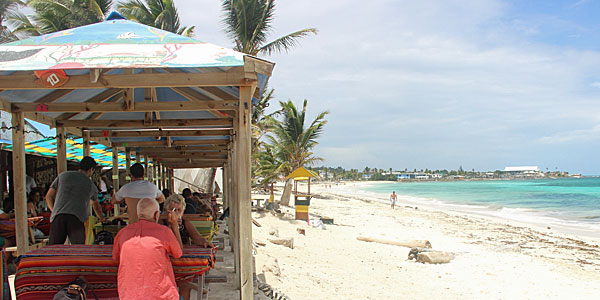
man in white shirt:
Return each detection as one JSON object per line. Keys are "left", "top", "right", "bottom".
{"left": 111, "top": 163, "right": 164, "bottom": 223}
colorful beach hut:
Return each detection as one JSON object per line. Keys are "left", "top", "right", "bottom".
{"left": 0, "top": 12, "right": 274, "bottom": 299}
{"left": 285, "top": 167, "right": 318, "bottom": 220}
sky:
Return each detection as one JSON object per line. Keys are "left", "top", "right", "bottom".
{"left": 34, "top": 0, "right": 600, "bottom": 174}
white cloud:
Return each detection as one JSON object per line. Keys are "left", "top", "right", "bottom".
{"left": 169, "top": 0, "right": 600, "bottom": 173}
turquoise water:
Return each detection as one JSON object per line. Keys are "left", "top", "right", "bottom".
{"left": 363, "top": 178, "right": 600, "bottom": 232}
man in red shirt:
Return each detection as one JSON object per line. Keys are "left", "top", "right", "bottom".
{"left": 113, "top": 198, "right": 183, "bottom": 300}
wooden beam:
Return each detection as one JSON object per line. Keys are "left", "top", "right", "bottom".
{"left": 112, "top": 146, "right": 120, "bottom": 217}
{"left": 156, "top": 158, "right": 227, "bottom": 163}
{"left": 89, "top": 129, "right": 231, "bottom": 138}
{"left": 33, "top": 89, "right": 74, "bottom": 103}
{"left": 134, "top": 145, "right": 228, "bottom": 152}
{"left": 56, "top": 118, "right": 233, "bottom": 128}
{"left": 166, "top": 162, "right": 226, "bottom": 169}
{"left": 138, "top": 152, "right": 227, "bottom": 159}
{"left": 12, "top": 100, "right": 238, "bottom": 113}
{"left": 144, "top": 155, "right": 149, "bottom": 181}
{"left": 157, "top": 162, "right": 163, "bottom": 190}
{"left": 111, "top": 139, "right": 229, "bottom": 147}
{"left": 0, "top": 69, "right": 251, "bottom": 90}
{"left": 56, "top": 89, "right": 123, "bottom": 121}
{"left": 11, "top": 112, "right": 29, "bottom": 256}
{"left": 125, "top": 150, "right": 131, "bottom": 183}
{"left": 162, "top": 165, "right": 167, "bottom": 190}
{"left": 83, "top": 130, "right": 91, "bottom": 157}
{"left": 237, "top": 85, "right": 256, "bottom": 299}
{"left": 56, "top": 127, "right": 67, "bottom": 175}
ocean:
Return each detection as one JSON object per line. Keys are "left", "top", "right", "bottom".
{"left": 360, "top": 178, "right": 600, "bottom": 238}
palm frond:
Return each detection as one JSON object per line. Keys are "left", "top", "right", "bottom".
{"left": 259, "top": 27, "right": 318, "bottom": 56}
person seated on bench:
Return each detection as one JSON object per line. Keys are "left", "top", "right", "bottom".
{"left": 111, "top": 163, "right": 164, "bottom": 223}
{"left": 113, "top": 198, "right": 183, "bottom": 300}
{"left": 161, "top": 194, "right": 214, "bottom": 300}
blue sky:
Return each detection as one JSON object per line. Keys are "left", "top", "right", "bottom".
{"left": 33, "top": 0, "right": 600, "bottom": 174}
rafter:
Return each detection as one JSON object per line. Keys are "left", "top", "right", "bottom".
{"left": 89, "top": 129, "right": 231, "bottom": 138}
{"left": 12, "top": 101, "right": 237, "bottom": 113}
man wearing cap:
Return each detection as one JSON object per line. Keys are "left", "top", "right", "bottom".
{"left": 111, "top": 163, "right": 164, "bottom": 223}
{"left": 45, "top": 156, "right": 104, "bottom": 244}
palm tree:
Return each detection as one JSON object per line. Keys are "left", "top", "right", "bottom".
{"left": 8, "top": 0, "right": 112, "bottom": 37}
{"left": 222, "top": 0, "right": 318, "bottom": 56}
{"left": 266, "top": 99, "right": 328, "bottom": 206}
{"left": 0, "top": 0, "right": 23, "bottom": 42}
{"left": 117, "top": 0, "right": 194, "bottom": 36}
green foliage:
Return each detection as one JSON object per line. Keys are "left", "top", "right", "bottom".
{"left": 252, "top": 99, "right": 327, "bottom": 187}
{"left": 265, "top": 99, "right": 328, "bottom": 176}
{"left": 7, "top": 0, "right": 112, "bottom": 37}
{"left": 221, "top": 0, "right": 317, "bottom": 56}
{"left": 117, "top": 0, "right": 194, "bottom": 36}
{"left": 0, "top": 0, "right": 24, "bottom": 42}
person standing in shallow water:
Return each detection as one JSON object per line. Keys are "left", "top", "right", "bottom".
{"left": 390, "top": 191, "right": 397, "bottom": 209}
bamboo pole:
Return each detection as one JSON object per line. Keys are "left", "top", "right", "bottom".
{"left": 56, "top": 127, "right": 67, "bottom": 175}
{"left": 12, "top": 112, "right": 29, "bottom": 256}
{"left": 237, "top": 85, "right": 255, "bottom": 299}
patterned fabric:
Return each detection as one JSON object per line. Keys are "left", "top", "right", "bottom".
{"left": 15, "top": 245, "right": 215, "bottom": 300}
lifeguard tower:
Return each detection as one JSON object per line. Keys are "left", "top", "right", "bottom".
{"left": 285, "top": 167, "right": 318, "bottom": 220}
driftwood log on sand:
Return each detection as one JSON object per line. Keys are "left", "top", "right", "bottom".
{"left": 416, "top": 251, "right": 452, "bottom": 264}
{"left": 357, "top": 236, "right": 432, "bottom": 249}
{"left": 268, "top": 238, "right": 294, "bottom": 249}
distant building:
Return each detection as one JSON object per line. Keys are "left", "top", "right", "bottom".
{"left": 361, "top": 174, "right": 372, "bottom": 180}
{"left": 503, "top": 166, "right": 542, "bottom": 177}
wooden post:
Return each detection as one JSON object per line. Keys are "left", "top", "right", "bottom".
{"left": 144, "top": 155, "right": 149, "bottom": 181}
{"left": 236, "top": 85, "right": 256, "bottom": 299}
{"left": 12, "top": 112, "right": 29, "bottom": 256}
{"left": 157, "top": 162, "right": 162, "bottom": 189}
{"left": 222, "top": 163, "right": 229, "bottom": 213}
{"left": 125, "top": 150, "right": 131, "bottom": 183}
{"left": 112, "top": 146, "right": 120, "bottom": 216}
{"left": 153, "top": 160, "right": 158, "bottom": 185}
{"left": 229, "top": 142, "right": 240, "bottom": 287}
{"left": 169, "top": 169, "right": 174, "bottom": 192}
{"left": 162, "top": 165, "right": 167, "bottom": 191}
{"left": 83, "top": 130, "right": 90, "bottom": 157}
{"left": 56, "top": 127, "right": 67, "bottom": 175}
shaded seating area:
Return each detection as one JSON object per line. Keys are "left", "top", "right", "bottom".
{"left": 0, "top": 11, "right": 274, "bottom": 300}
{"left": 14, "top": 245, "right": 215, "bottom": 299}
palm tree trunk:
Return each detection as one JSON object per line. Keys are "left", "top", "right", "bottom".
{"left": 280, "top": 178, "right": 293, "bottom": 206}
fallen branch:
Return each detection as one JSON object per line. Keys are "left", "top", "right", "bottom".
{"left": 357, "top": 236, "right": 432, "bottom": 249}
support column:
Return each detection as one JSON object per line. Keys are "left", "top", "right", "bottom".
{"left": 143, "top": 155, "right": 149, "bottom": 181}
{"left": 162, "top": 165, "right": 167, "bottom": 191}
{"left": 230, "top": 142, "right": 240, "bottom": 287}
{"left": 125, "top": 150, "right": 131, "bottom": 183}
{"left": 12, "top": 112, "right": 28, "bottom": 256}
{"left": 169, "top": 169, "right": 174, "bottom": 192}
{"left": 56, "top": 127, "right": 67, "bottom": 175}
{"left": 153, "top": 160, "right": 158, "bottom": 186}
{"left": 112, "top": 146, "right": 120, "bottom": 216}
{"left": 83, "top": 130, "right": 90, "bottom": 157}
{"left": 236, "top": 85, "right": 256, "bottom": 299}
{"left": 157, "top": 162, "right": 162, "bottom": 189}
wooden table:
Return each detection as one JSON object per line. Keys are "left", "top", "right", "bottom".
{"left": 14, "top": 244, "right": 215, "bottom": 299}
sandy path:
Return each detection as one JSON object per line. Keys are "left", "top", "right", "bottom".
{"left": 252, "top": 182, "right": 600, "bottom": 300}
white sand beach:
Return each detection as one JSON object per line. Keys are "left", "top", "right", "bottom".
{"left": 252, "top": 182, "right": 600, "bottom": 300}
